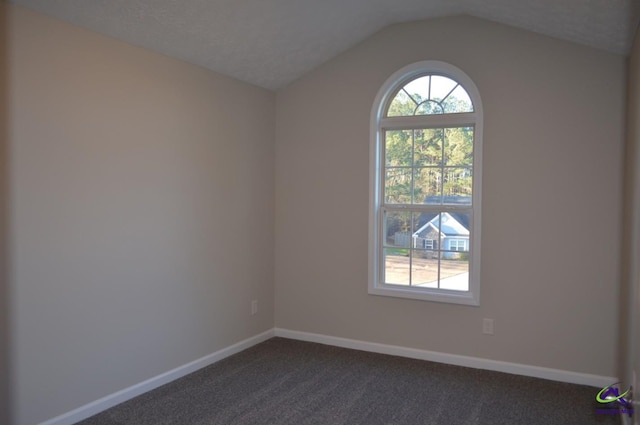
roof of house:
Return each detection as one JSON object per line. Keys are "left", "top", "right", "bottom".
{"left": 414, "top": 212, "right": 469, "bottom": 238}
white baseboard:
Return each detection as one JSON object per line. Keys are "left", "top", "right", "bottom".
{"left": 40, "top": 329, "right": 275, "bottom": 425}
{"left": 274, "top": 328, "right": 617, "bottom": 388}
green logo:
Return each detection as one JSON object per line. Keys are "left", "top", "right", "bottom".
{"left": 595, "top": 383, "right": 633, "bottom": 416}
{"left": 596, "top": 383, "right": 630, "bottom": 404}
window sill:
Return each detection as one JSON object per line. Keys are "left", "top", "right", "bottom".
{"left": 368, "top": 284, "right": 479, "bottom": 306}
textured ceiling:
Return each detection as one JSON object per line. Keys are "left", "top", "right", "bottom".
{"left": 9, "top": 0, "right": 640, "bottom": 90}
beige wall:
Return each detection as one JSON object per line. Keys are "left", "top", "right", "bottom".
{"left": 2, "top": 5, "right": 632, "bottom": 424}
{"left": 275, "top": 16, "right": 626, "bottom": 377}
{"left": 622, "top": 20, "right": 640, "bottom": 424}
{"left": 0, "top": 3, "right": 10, "bottom": 425}
{"left": 5, "top": 4, "right": 275, "bottom": 424}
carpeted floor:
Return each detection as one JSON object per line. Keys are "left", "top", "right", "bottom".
{"left": 79, "top": 337, "right": 621, "bottom": 424}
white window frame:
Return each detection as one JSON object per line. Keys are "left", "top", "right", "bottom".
{"left": 368, "top": 61, "right": 483, "bottom": 306}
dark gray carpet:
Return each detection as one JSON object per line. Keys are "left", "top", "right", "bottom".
{"left": 79, "top": 337, "right": 620, "bottom": 424}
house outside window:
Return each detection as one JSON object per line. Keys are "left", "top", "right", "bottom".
{"left": 369, "top": 61, "right": 483, "bottom": 305}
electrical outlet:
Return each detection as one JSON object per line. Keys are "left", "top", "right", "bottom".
{"left": 251, "top": 300, "right": 258, "bottom": 316}
{"left": 482, "top": 318, "right": 494, "bottom": 335}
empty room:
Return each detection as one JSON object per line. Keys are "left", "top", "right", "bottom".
{"left": 1, "top": 0, "right": 640, "bottom": 424}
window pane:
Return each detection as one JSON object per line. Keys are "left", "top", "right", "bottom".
{"left": 413, "top": 212, "right": 440, "bottom": 248}
{"left": 440, "top": 213, "right": 470, "bottom": 240}
{"left": 430, "top": 75, "right": 458, "bottom": 102}
{"left": 443, "top": 85, "right": 473, "bottom": 113}
{"left": 383, "top": 210, "right": 412, "bottom": 248}
{"left": 444, "top": 127, "right": 473, "bottom": 166}
{"left": 387, "top": 89, "right": 416, "bottom": 117}
{"left": 439, "top": 257, "right": 469, "bottom": 291}
{"left": 385, "top": 168, "right": 412, "bottom": 204}
{"left": 411, "top": 250, "right": 439, "bottom": 287}
{"left": 414, "top": 168, "right": 441, "bottom": 205}
{"left": 385, "top": 130, "right": 412, "bottom": 167}
{"left": 384, "top": 248, "right": 410, "bottom": 285}
{"left": 443, "top": 168, "right": 472, "bottom": 204}
{"left": 414, "top": 128, "right": 443, "bottom": 166}
{"left": 403, "top": 76, "right": 430, "bottom": 104}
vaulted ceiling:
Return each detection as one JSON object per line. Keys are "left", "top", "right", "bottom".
{"left": 9, "top": 0, "right": 640, "bottom": 90}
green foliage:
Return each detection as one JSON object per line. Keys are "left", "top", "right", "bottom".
{"left": 384, "top": 211, "right": 411, "bottom": 241}
{"left": 387, "top": 90, "right": 417, "bottom": 117}
{"left": 384, "top": 124, "right": 473, "bottom": 204}
{"left": 387, "top": 248, "right": 409, "bottom": 256}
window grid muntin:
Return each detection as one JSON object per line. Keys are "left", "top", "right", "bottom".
{"left": 380, "top": 204, "right": 473, "bottom": 291}
{"left": 385, "top": 73, "right": 474, "bottom": 118}
{"left": 381, "top": 112, "right": 474, "bottom": 291}
{"left": 383, "top": 124, "right": 475, "bottom": 207}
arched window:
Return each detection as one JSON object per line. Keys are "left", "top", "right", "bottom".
{"left": 369, "top": 61, "right": 482, "bottom": 305}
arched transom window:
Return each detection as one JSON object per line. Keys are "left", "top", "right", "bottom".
{"left": 387, "top": 74, "right": 473, "bottom": 116}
